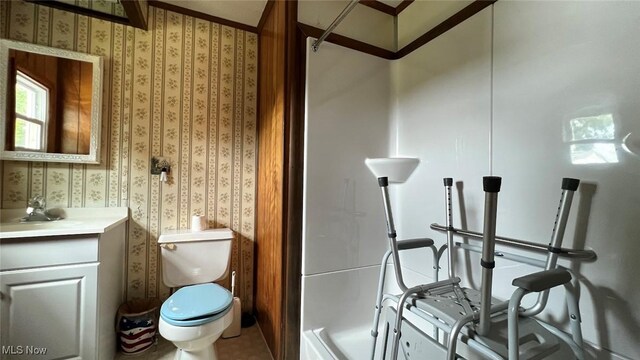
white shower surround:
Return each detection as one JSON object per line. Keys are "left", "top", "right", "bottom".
{"left": 301, "top": 35, "right": 392, "bottom": 360}
{"left": 301, "top": 3, "right": 640, "bottom": 359}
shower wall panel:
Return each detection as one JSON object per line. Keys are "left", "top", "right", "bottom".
{"left": 392, "top": 8, "right": 493, "bottom": 280}
{"left": 302, "top": 38, "right": 392, "bottom": 276}
{"left": 300, "top": 38, "right": 393, "bottom": 357}
{"left": 492, "top": 3, "right": 640, "bottom": 358}
{"left": 392, "top": 3, "right": 640, "bottom": 359}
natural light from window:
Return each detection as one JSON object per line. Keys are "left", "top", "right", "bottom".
{"left": 568, "top": 114, "right": 618, "bottom": 165}
{"left": 15, "top": 71, "right": 48, "bottom": 151}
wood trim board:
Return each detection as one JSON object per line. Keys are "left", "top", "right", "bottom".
{"left": 282, "top": 5, "right": 305, "bottom": 360}
{"left": 258, "top": 0, "right": 276, "bottom": 32}
{"left": 120, "top": 0, "right": 148, "bottom": 30}
{"left": 358, "top": 0, "right": 414, "bottom": 16}
{"left": 394, "top": 0, "right": 415, "bottom": 15}
{"left": 298, "top": 23, "right": 395, "bottom": 60}
{"left": 395, "top": 0, "right": 497, "bottom": 58}
{"left": 359, "top": 0, "right": 396, "bottom": 16}
{"left": 299, "top": 0, "right": 496, "bottom": 60}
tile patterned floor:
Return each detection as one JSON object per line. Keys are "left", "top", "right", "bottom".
{"left": 115, "top": 324, "right": 273, "bottom": 360}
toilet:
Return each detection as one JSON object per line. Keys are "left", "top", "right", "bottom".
{"left": 158, "top": 228, "right": 235, "bottom": 360}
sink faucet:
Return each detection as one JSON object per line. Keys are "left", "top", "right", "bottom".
{"left": 26, "top": 195, "right": 46, "bottom": 215}
{"left": 22, "top": 195, "right": 60, "bottom": 222}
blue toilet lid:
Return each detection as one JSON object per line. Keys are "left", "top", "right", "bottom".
{"left": 161, "top": 283, "right": 232, "bottom": 323}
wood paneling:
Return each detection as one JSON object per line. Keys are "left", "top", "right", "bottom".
{"left": 282, "top": 17, "right": 304, "bottom": 360}
{"left": 256, "top": 0, "right": 286, "bottom": 358}
{"left": 58, "top": 58, "right": 92, "bottom": 154}
{"left": 258, "top": 0, "right": 275, "bottom": 32}
{"left": 257, "top": 1, "right": 303, "bottom": 358}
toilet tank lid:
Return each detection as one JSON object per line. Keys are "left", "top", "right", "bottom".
{"left": 158, "top": 228, "right": 233, "bottom": 243}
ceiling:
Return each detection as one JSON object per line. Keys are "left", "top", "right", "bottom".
{"left": 159, "top": 0, "right": 268, "bottom": 27}
{"left": 377, "top": 0, "right": 405, "bottom": 7}
{"left": 157, "top": 0, "right": 464, "bottom": 29}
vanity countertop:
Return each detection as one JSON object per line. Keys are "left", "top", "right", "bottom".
{"left": 0, "top": 207, "right": 128, "bottom": 239}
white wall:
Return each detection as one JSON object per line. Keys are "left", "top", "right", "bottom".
{"left": 396, "top": 0, "right": 473, "bottom": 50}
{"left": 302, "top": 38, "right": 392, "bottom": 277}
{"left": 300, "top": 37, "right": 391, "bottom": 350}
{"left": 491, "top": 3, "right": 640, "bottom": 358}
{"left": 393, "top": 3, "right": 640, "bottom": 359}
{"left": 392, "top": 7, "right": 493, "bottom": 280}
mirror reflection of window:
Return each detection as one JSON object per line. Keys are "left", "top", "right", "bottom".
{"left": 568, "top": 114, "right": 619, "bottom": 165}
{"left": 14, "top": 71, "right": 48, "bottom": 151}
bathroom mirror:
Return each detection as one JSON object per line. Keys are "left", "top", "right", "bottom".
{"left": 0, "top": 39, "right": 103, "bottom": 164}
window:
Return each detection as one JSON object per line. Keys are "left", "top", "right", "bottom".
{"left": 568, "top": 114, "right": 618, "bottom": 165}
{"left": 14, "top": 71, "right": 48, "bottom": 151}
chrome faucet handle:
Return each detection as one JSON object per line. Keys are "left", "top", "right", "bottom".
{"left": 26, "top": 195, "right": 46, "bottom": 215}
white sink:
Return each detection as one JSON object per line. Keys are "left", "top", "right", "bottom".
{"left": 365, "top": 157, "right": 419, "bottom": 183}
{"left": 0, "top": 220, "right": 83, "bottom": 233}
{"left": 0, "top": 207, "right": 129, "bottom": 239}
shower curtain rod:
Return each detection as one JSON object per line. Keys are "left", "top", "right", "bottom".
{"left": 312, "top": 0, "right": 360, "bottom": 52}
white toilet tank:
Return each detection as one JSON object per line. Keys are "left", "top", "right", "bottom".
{"left": 158, "top": 228, "right": 233, "bottom": 288}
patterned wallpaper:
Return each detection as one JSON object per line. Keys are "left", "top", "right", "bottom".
{"left": 0, "top": 2, "right": 257, "bottom": 310}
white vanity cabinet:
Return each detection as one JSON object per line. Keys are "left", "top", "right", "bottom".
{"left": 0, "top": 208, "right": 128, "bottom": 360}
{"left": 0, "top": 263, "right": 99, "bottom": 359}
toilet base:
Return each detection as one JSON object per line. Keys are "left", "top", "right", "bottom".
{"left": 172, "top": 343, "right": 218, "bottom": 360}
{"left": 160, "top": 306, "right": 234, "bottom": 360}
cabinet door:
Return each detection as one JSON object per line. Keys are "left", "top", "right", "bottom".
{"left": 1, "top": 263, "right": 98, "bottom": 360}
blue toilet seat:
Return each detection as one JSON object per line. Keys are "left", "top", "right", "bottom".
{"left": 160, "top": 283, "right": 233, "bottom": 326}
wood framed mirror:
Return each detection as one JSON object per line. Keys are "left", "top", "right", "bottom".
{"left": 0, "top": 40, "right": 103, "bottom": 164}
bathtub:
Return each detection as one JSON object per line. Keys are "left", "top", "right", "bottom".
{"left": 300, "top": 264, "right": 436, "bottom": 360}
{"left": 300, "top": 264, "right": 382, "bottom": 360}
{"left": 302, "top": 326, "right": 374, "bottom": 360}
